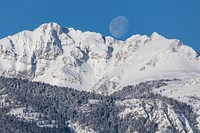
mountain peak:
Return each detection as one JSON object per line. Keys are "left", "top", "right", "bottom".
{"left": 38, "top": 22, "right": 61, "bottom": 29}
{"left": 150, "top": 32, "right": 165, "bottom": 40}
{"left": 36, "top": 22, "right": 63, "bottom": 34}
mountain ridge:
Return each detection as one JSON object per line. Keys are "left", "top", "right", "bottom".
{"left": 0, "top": 22, "right": 199, "bottom": 93}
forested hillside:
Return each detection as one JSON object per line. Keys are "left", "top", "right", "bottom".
{"left": 0, "top": 77, "right": 198, "bottom": 133}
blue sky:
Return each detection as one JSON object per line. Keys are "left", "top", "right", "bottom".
{"left": 1, "top": 0, "right": 200, "bottom": 52}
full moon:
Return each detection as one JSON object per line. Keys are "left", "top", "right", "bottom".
{"left": 109, "top": 16, "right": 129, "bottom": 39}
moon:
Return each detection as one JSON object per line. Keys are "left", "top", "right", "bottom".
{"left": 109, "top": 16, "right": 129, "bottom": 39}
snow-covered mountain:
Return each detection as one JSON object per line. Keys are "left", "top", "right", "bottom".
{"left": 0, "top": 22, "right": 200, "bottom": 132}
{"left": 0, "top": 22, "right": 199, "bottom": 91}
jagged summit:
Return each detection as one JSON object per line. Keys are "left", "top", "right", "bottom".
{"left": 37, "top": 22, "right": 61, "bottom": 30}
{"left": 150, "top": 32, "right": 165, "bottom": 39}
